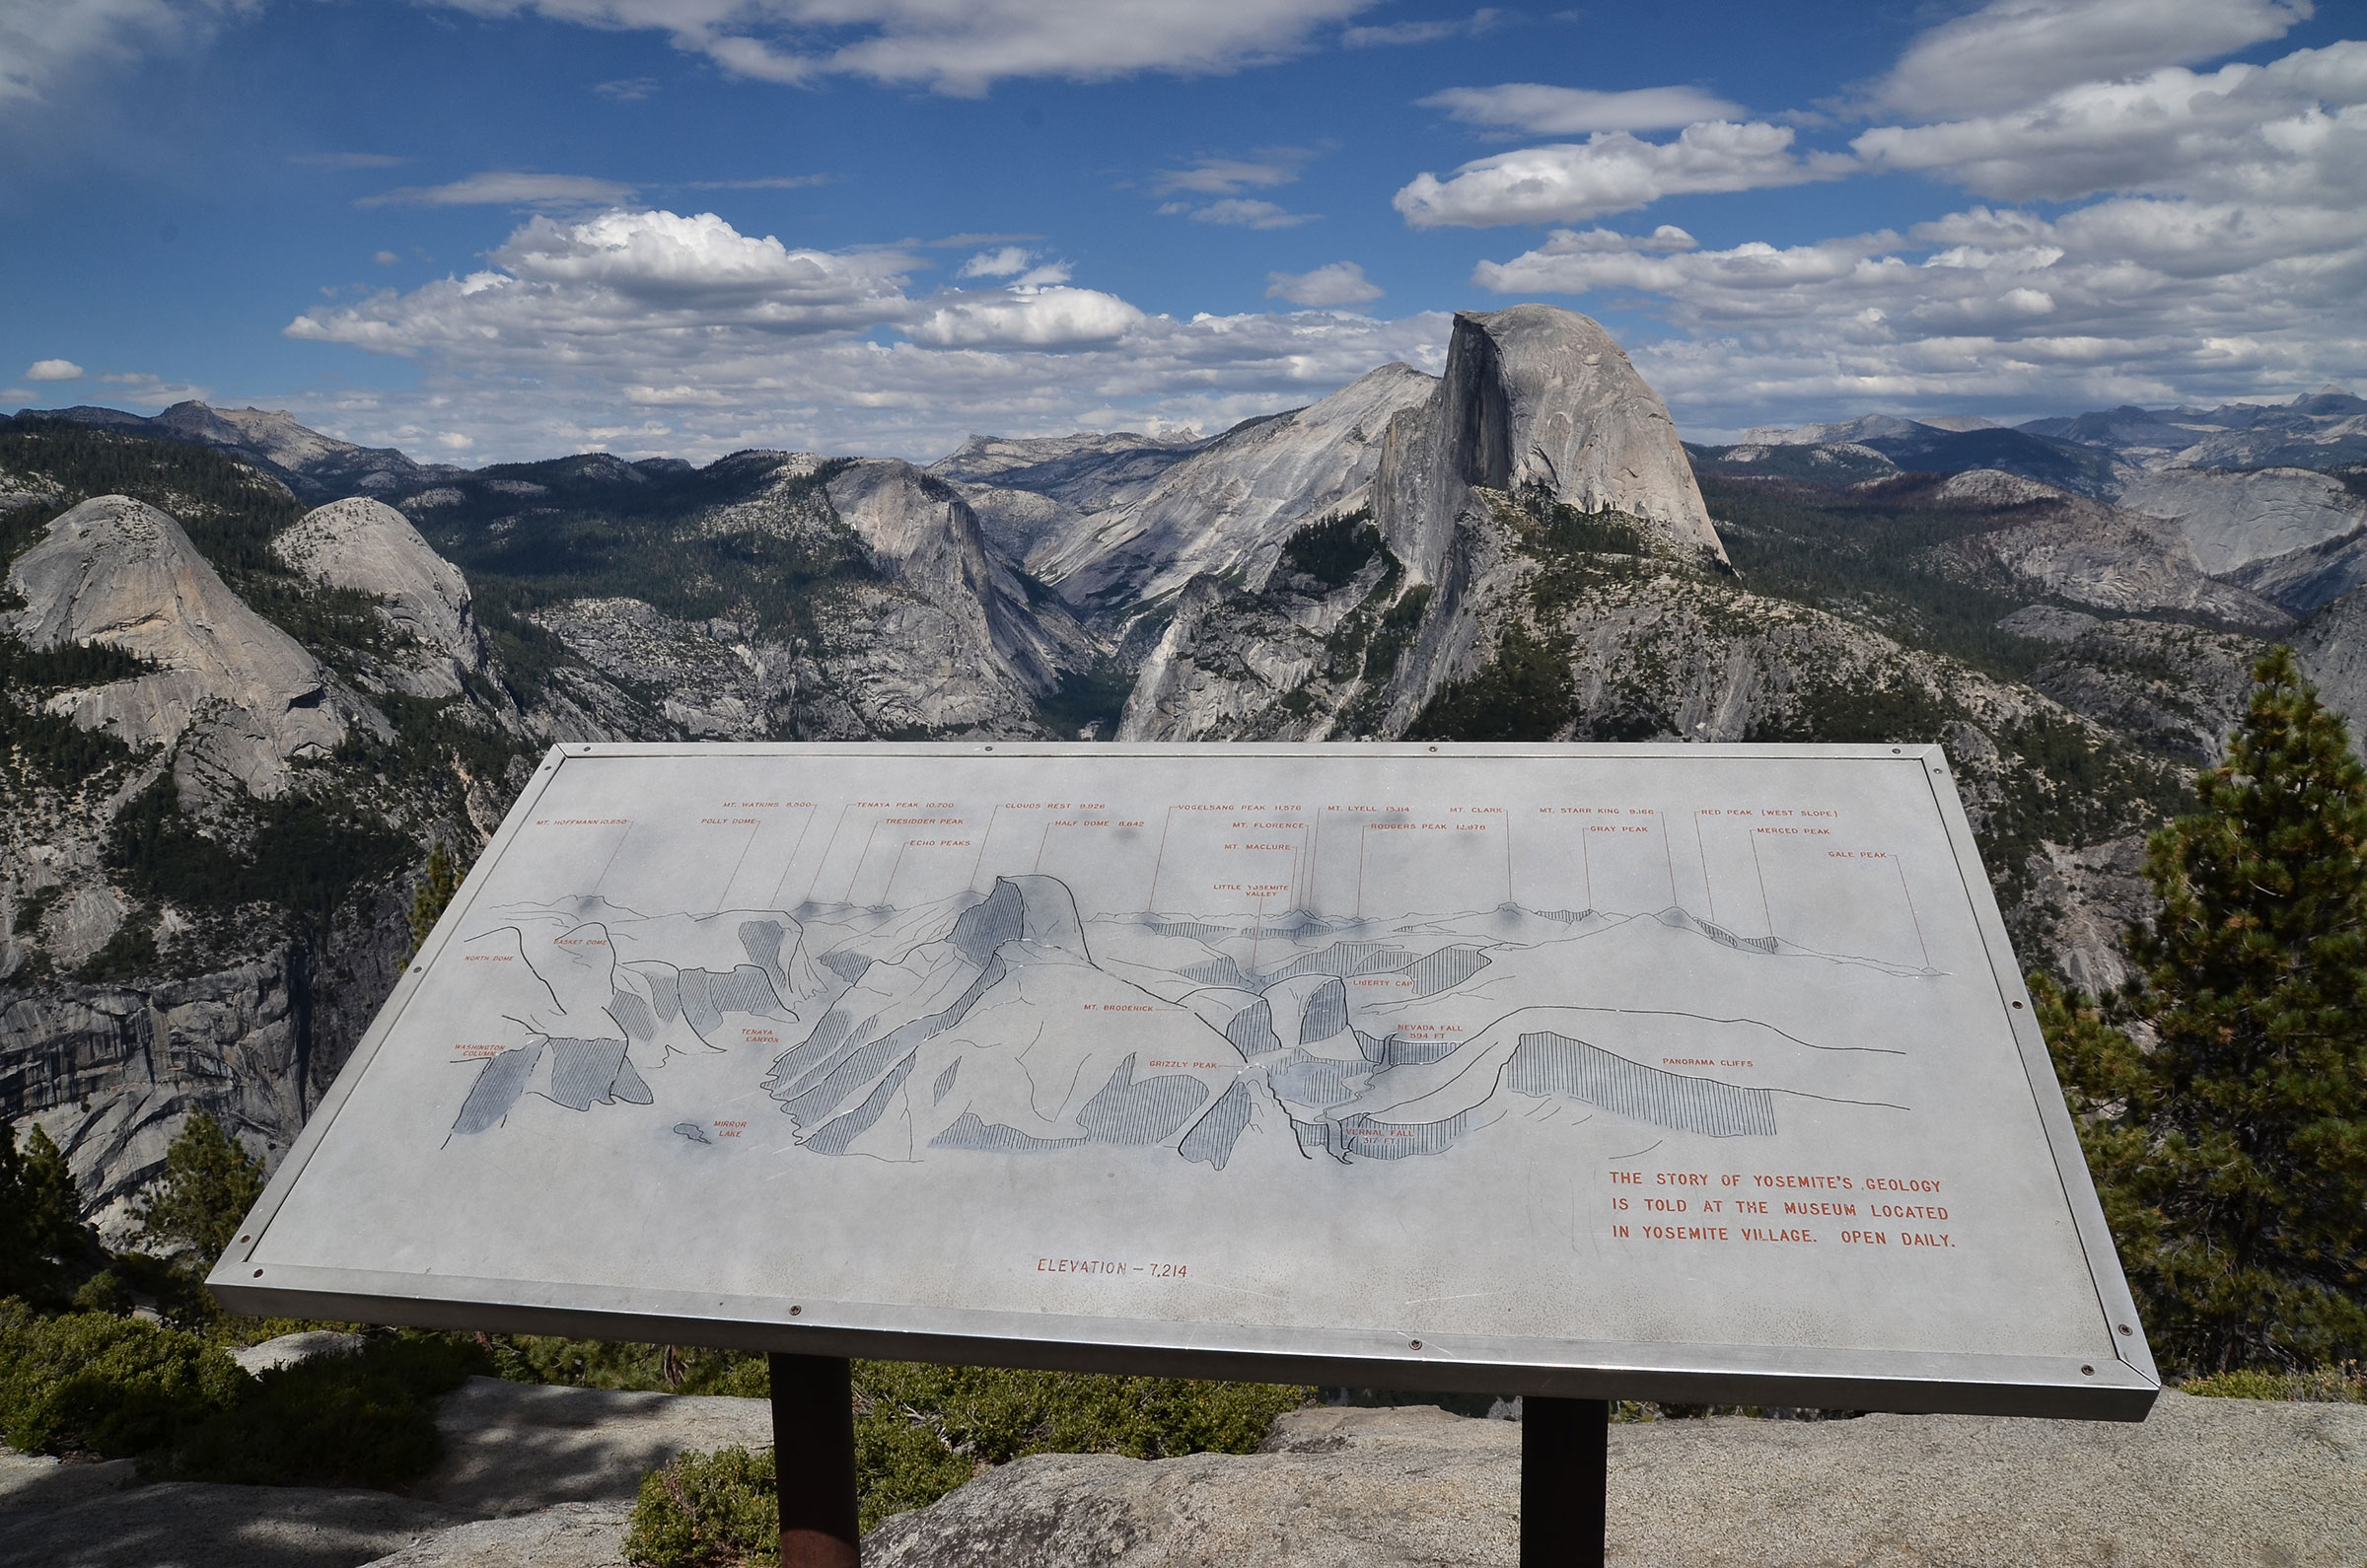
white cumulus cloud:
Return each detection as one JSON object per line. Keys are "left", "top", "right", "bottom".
{"left": 273, "top": 208, "right": 1451, "bottom": 463}
{"left": 290, "top": 210, "right": 920, "bottom": 353}
{"left": 1419, "top": 82, "right": 1747, "bottom": 135}
{"left": 1869, "top": 0, "right": 2312, "bottom": 117}
{"left": 1395, "top": 121, "right": 1849, "bottom": 228}
{"left": 425, "top": 0, "right": 1380, "bottom": 97}
{"left": 958, "top": 247, "right": 1036, "bottom": 278}
{"left": 24, "top": 358, "right": 85, "bottom": 381}
{"left": 903, "top": 286, "right": 1145, "bottom": 346}
{"left": 1472, "top": 192, "right": 2367, "bottom": 430}
{"left": 1265, "top": 260, "right": 1382, "bottom": 306}
{"left": 1853, "top": 42, "right": 2367, "bottom": 204}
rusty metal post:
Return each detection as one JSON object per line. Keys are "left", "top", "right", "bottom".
{"left": 770, "top": 1353, "right": 859, "bottom": 1568}
{"left": 1522, "top": 1395, "right": 1609, "bottom": 1566}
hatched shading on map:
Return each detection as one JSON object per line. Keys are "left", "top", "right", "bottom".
{"left": 228, "top": 746, "right": 2150, "bottom": 1402}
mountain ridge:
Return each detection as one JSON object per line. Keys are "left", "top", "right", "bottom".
{"left": 6, "top": 308, "right": 2365, "bottom": 1222}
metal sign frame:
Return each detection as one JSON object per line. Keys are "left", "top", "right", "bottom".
{"left": 210, "top": 742, "right": 2159, "bottom": 1420}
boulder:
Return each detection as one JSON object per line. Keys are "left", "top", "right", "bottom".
{"left": 865, "top": 1393, "right": 2367, "bottom": 1568}
{"left": 231, "top": 1329, "right": 366, "bottom": 1376}
{"left": 355, "top": 1501, "right": 632, "bottom": 1568}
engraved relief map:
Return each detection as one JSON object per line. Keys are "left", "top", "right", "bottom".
{"left": 241, "top": 746, "right": 2132, "bottom": 1374}
{"left": 441, "top": 758, "right": 1933, "bottom": 1173}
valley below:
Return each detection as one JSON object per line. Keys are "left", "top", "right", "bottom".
{"left": 5, "top": 303, "right": 2366, "bottom": 1217}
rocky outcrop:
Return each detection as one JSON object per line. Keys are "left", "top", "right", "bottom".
{"left": 1033, "top": 365, "right": 1438, "bottom": 615}
{"left": 864, "top": 1395, "right": 2367, "bottom": 1568}
{"left": 0, "top": 1479, "right": 467, "bottom": 1568}
{"left": 1374, "top": 306, "right": 1728, "bottom": 582}
{"left": 2120, "top": 465, "right": 2367, "bottom": 580}
{"left": 1929, "top": 480, "right": 2293, "bottom": 633}
{"left": 824, "top": 459, "right": 1093, "bottom": 694}
{"left": 929, "top": 430, "right": 1205, "bottom": 570}
{"left": 4, "top": 496, "right": 384, "bottom": 797}
{"left": 2, "top": 872, "right": 416, "bottom": 1227}
{"left": 273, "top": 497, "right": 491, "bottom": 699}
{"left": 2028, "top": 617, "right": 2264, "bottom": 766}
{"left": 2296, "top": 584, "right": 2367, "bottom": 748}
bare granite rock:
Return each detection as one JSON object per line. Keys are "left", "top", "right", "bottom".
{"left": 412, "top": 1377, "right": 772, "bottom": 1518}
{"left": 272, "top": 497, "right": 489, "bottom": 700}
{"left": 2, "top": 495, "right": 386, "bottom": 799}
{"left": 866, "top": 1394, "right": 2367, "bottom": 1568}
{"left": 0, "top": 1447, "right": 141, "bottom": 1513}
{"left": 355, "top": 1502, "right": 632, "bottom": 1568}
{"left": 2297, "top": 582, "right": 2367, "bottom": 749}
{"left": 2120, "top": 464, "right": 2367, "bottom": 579}
{"left": 0, "top": 1480, "right": 465, "bottom": 1568}
{"left": 232, "top": 1329, "right": 367, "bottom": 1376}
{"left": 1935, "top": 491, "right": 2293, "bottom": 633}
{"left": 928, "top": 429, "right": 1203, "bottom": 572}
{"left": 1033, "top": 363, "right": 1436, "bottom": 614}
{"left": 1375, "top": 305, "right": 1729, "bottom": 580}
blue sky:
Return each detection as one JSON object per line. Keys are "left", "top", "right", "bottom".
{"left": 2, "top": 0, "right": 2361, "bottom": 462}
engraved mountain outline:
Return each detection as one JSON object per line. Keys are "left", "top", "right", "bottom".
{"left": 439, "top": 864, "right": 1929, "bottom": 1168}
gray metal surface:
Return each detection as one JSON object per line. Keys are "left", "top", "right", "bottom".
{"left": 210, "top": 743, "right": 2157, "bottom": 1418}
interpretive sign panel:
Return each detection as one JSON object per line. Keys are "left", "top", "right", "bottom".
{"left": 212, "top": 743, "right": 2157, "bottom": 1418}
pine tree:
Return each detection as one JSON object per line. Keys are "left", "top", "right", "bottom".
{"left": 407, "top": 841, "right": 462, "bottom": 958}
{"left": 2049, "top": 647, "right": 2367, "bottom": 1372}
{"left": 133, "top": 1110, "right": 266, "bottom": 1263}
{"left": 0, "top": 1121, "right": 95, "bottom": 1296}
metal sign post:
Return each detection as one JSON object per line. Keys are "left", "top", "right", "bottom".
{"left": 770, "top": 1354, "right": 859, "bottom": 1568}
{"left": 211, "top": 743, "right": 2156, "bottom": 1563}
{"left": 1525, "top": 1398, "right": 1610, "bottom": 1564}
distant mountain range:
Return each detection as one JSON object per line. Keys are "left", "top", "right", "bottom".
{"left": 17, "top": 399, "right": 466, "bottom": 501}
{"left": 1702, "top": 387, "right": 2367, "bottom": 498}
{"left": 6, "top": 318, "right": 2367, "bottom": 1219}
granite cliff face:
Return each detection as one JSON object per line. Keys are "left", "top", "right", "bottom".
{"left": 1027, "top": 364, "right": 1438, "bottom": 617}
{"left": 824, "top": 458, "right": 1093, "bottom": 698}
{"left": 926, "top": 430, "right": 1204, "bottom": 571}
{"left": 6, "top": 325, "right": 2361, "bottom": 1221}
{"left": 1374, "top": 306, "right": 1728, "bottom": 582}
{"left": 6, "top": 496, "right": 381, "bottom": 798}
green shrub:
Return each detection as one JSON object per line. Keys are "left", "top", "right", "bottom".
{"left": 2184, "top": 1363, "right": 2365, "bottom": 1402}
{"left": 625, "top": 1445, "right": 783, "bottom": 1568}
{"left": 166, "top": 1332, "right": 486, "bottom": 1488}
{"left": 485, "top": 1334, "right": 769, "bottom": 1397}
{"left": 69, "top": 1271, "right": 136, "bottom": 1316}
{"left": 0, "top": 1302, "right": 245, "bottom": 1457}
{"left": 515, "top": 1338, "right": 1311, "bottom": 1550}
